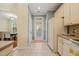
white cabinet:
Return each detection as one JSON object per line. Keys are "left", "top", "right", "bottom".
{"left": 58, "top": 36, "right": 64, "bottom": 55}
{"left": 64, "top": 3, "right": 71, "bottom": 26}
{"left": 63, "top": 42, "right": 70, "bottom": 56}
{"left": 48, "top": 4, "right": 64, "bottom": 52}
{"left": 55, "top": 4, "right": 64, "bottom": 18}
{"left": 63, "top": 39, "right": 72, "bottom": 56}
{"left": 63, "top": 39, "right": 79, "bottom": 56}
{"left": 48, "top": 17, "right": 64, "bottom": 52}
{"left": 53, "top": 17, "right": 64, "bottom": 52}
{"left": 58, "top": 37, "right": 73, "bottom": 56}
{"left": 53, "top": 4, "right": 64, "bottom": 52}
{"left": 70, "top": 3, "right": 79, "bottom": 25}
{"left": 64, "top": 3, "right": 79, "bottom": 26}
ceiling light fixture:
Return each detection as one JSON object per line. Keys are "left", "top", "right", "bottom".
{"left": 37, "top": 6, "right": 40, "bottom": 10}
{"left": 10, "top": 17, "right": 15, "bottom": 20}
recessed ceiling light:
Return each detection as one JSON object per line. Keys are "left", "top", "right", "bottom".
{"left": 37, "top": 6, "right": 40, "bottom": 10}
{"left": 10, "top": 17, "right": 15, "bottom": 20}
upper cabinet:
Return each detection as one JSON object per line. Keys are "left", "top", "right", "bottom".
{"left": 64, "top": 3, "right": 71, "bottom": 26}
{"left": 55, "top": 4, "right": 64, "bottom": 18}
{"left": 70, "top": 3, "right": 79, "bottom": 24}
{"left": 64, "top": 3, "right": 79, "bottom": 26}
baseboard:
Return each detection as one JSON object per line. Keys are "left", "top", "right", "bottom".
{"left": 16, "top": 47, "right": 28, "bottom": 49}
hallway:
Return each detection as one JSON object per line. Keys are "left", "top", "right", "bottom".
{"left": 11, "top": 40, "right": 58, "bottom": 56}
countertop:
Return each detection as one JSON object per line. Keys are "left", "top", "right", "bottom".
{"left": 0, "top": 41, "right": 13, "bottom": 51}
{"left": 58, "top": 34, "right": 79, "bottom": 46}
{"left": 58, "top": 34, "right": 79, "bottom": 40}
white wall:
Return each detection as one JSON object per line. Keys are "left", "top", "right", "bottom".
{"left": 28, "top": 9, "right": 32, "bottom": 45}
{"left": 48, "top": 18, "right": 54, "bottom": 50}
{"left": 0, "top": 17, "right": 9, "bottom": 32}
{"left": 45, "top": 14, "right": 48, "bottom": 41}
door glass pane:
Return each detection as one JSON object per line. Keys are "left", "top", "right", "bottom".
{"left": 36, "top": 22, "right": 42, "bottom": 37}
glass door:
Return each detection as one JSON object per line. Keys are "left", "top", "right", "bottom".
{"left": 34, "top": 17, "right": 44, "bottom": 40}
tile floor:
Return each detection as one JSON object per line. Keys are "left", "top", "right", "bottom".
{"left": 11, "top": 40, "right": 58, "bottom": 56}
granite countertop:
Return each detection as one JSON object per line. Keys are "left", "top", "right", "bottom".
{"left": 58, "top": 34, "right": 79, "bottom": 40}
{"left": 58, "top": 34, "right": 79, "bottom": 46}
{"left": 0, "top": 41, "right": 14, "bottom": 51}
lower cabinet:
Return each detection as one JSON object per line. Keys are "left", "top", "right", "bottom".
{"left": 63, "top": 39, "right": 71, "bottom": 56}
{"left": 58, "top": 36, "right": 64, "bottom": 55}
{"left": 63, "top": 39, "right": 79, "bottom": 56}
{"left": 58, "top": 36, "right": 71, "bottom": 56}
{"left": 58, "top": 36, "right": 79, "bottom": 56}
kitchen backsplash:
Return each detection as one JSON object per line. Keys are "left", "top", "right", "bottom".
{"left": 69, "top": 25, "right": 79, "bottom": 37}
{"left": 64, "top": 25, "right": 79, "bottom": 37}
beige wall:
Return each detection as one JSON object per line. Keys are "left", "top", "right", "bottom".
{"left": 0, "top": 3, "right": 29, "bottom": 48}
{"left": 15, "top": 4, "right": 29, "bottom": 48}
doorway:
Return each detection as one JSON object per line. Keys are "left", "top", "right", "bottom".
{"left": 0, "top": 11, "right": 17, "bottom": 48}
{"left": 33, "top": 16, "right": 44, "bottom": 40}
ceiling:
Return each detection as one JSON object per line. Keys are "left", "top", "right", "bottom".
{"left": 0, "top": 11, "right": 17, "bottom": 19}
{"left": 29, "top": 3, "right": 61, "bottom": 15}
{"left": 0, "top": 3, "right": 17, "bottom": 19}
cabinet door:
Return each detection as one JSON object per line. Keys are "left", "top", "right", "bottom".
{"left": 63, "top": 39, "right": 73, "bottom": 56}
{"left": 63, "top": 42, "right": 70, "bottom": 56}
{"left": 58, "top": 4, "right": 64, "bottom": 18}
{"left": 70, "top": 3, "right": 79, "bottom": 25}
{"left": 55, "top": 4, "right": 64, "bottom": 18}
{"left": 53, "top": 17, "right": 64, "bottom": 52}
{"left": 64, "top": 3, "right": 71, "bottom": 26}
{"left": 58, "top": 37, "right": 63, "bottom": 55}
